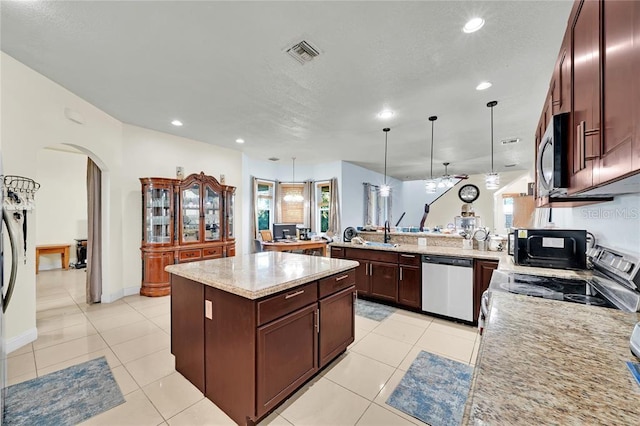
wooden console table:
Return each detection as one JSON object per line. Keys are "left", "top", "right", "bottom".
{"left": 35, "top": 244, "right": 71, "bottom": 274}
{"left": 261, "top": 240, "right": 328, "bottom": 257}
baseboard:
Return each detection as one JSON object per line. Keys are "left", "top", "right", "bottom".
{"left": 5, "top": 327, "right": 38, "bottom": 354}
{"left": 100, "top": 286, "right": 140, "bottom": 303}
{"left": 123, "top": 286, "right": 140, "bottom": 297}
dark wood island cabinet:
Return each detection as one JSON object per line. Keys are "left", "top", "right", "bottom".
{"left": 167, "top": 252, "right": 358, "bottom": 425}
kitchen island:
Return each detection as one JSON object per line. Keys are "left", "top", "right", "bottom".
{"left": 166, "top": 252, "right": 359, "bottom": 425}
{"left": 464, "top": 291, "right": 640, "bottom": 424}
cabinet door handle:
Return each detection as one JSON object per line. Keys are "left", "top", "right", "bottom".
{"left": 335, "top": 274, "right": 349, "bottom": 282}
{"left": 315, "top": 309, "right": 320, "bottom": 334}
{"left": 577, "top": 121, "right": 586, "bottom": 170}
{"left": 400, "top": 267, "right": 403, "bottom": 281}
{"left": 285, "top": 290, "right": 305, "bottom": 299}
{"left": 401, "top": 254, "right": 415, "bottom": 258}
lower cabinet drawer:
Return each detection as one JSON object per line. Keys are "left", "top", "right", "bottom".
{"left": 179, "top": 249, "right": 202, "bottom": 262}
{"left": 257, "top": 282, "right": 318, "bottom": 326}
{"left": 318, "top": 270, "right": 356, "bottom": 298}
{"left": 398, "top": 253, "right": 421, "bottom": 267}
{"left": 202, "top": 246, "right": 223, "bottom": 259}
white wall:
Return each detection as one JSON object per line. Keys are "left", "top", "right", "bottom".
{"left": 552, "top": 193, "right": 640, "bottom": 255}
{"left": 2, "top": 52, "right": 125, "bottom": 349}
{"left": 423, "top": 171, "right": 525, "bottom": 232}
{"left": 1, "top": 52, "right": 245, "bottom": 350}
{"left": 340, "top": 161, "right": 403, "bottom": 232}
{"left": 121, "top": 125, "right": 243, "bottom": 294}
{"left": 400, "top": 180, "right": 462, "bottom": 228}
{"left": 35, "top": 148, "right": 88, "bottom": 269}
{"left": 493, "top": 172, "right": 533, "bottom": 235}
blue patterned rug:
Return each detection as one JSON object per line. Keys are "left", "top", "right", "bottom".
{"left": 355, "top": 299, "right": 396, "bottom": 321}
{"left": 3, "top": 356, "right": 125, "bottom": 426}
{"left": 386, "top": 351, "right": 473, "bottom": 426}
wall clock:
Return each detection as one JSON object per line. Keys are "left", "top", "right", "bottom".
{"left": 458, "top": 184, "right": 480, "bottom": 203}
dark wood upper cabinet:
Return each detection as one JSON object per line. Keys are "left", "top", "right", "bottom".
{"left": 600, "top": 0, "right": 635, "bottom": 184}
{"left": 635, "top": 1, "right": 640, "bottom": 171}
{"left": 570, "top": 0, "right": 601, "bottom": 193}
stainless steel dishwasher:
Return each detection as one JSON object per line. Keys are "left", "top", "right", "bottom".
{"left": 421, "top": 255, "right": 474, "bottom": 322}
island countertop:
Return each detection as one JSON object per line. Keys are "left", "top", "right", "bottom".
{"left": 165, "top": 251, "right": 359, "bottom": 299}
{"left": 465, "top": 291, "right": 640, "bottom": 424}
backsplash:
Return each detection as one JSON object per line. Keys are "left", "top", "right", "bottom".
{"left": 552, "top": 193, "right": 640, "bottom": 255}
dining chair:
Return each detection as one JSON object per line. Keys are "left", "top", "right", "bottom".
{"left": 253, "top": 239, "right": 263, "bottom": 253}
{"left": 259, "top": 230, "right": 273, "bottom": 242}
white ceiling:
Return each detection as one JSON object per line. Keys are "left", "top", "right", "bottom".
{"left": 1, "top": 0, "right": 572, "bottom": 180}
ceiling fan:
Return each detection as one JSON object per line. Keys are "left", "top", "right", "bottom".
{"left": 442, "top": 162, "right": 469, "bottom": 180}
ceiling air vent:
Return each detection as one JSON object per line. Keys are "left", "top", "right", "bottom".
{"left": 286, "top": 40, "right": 320, "bottom": 65}
{"left": 501, "top": 137, "right": 521, "bottom": 145}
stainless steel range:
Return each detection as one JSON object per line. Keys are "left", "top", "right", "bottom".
{"left": 479, "top": 245, "right": 640, "bottom": 332}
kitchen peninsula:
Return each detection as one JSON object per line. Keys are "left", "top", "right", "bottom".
{"left": 166, "top": 252, "right": 359, "bottom": 425}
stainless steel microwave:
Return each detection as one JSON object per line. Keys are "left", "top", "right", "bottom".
{"left": 537, "top": 112, "right": 569, "bottom": 196}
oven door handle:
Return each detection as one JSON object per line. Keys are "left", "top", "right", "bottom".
{"left": 481, "top": 290, "right": 489, "bottom": 316}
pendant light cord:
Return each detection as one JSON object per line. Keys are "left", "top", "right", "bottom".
{"left": 490, "top": 105, "right": 494, "bottom": 173}
{"left": 292, "top": 157, "right": 296, "bottom": 183}
{"left": 487, "top": 101, "right": 498, "bottom": 173}
{"left": 428, "top": 116, "right": 437, "bottom": 179}
{"left": 383, "top": 128, "right": 390, "bottom": 185}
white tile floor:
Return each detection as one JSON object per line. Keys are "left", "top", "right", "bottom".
{"left": 7, "top": 269, "right": 481, "bottom": 425}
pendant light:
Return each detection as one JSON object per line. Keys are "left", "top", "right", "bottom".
{"left": 485, "top": 100, "right": 500, "bottom": 190}
{"left": 283, "top": 157, "right": 304, "bottom": 202}
{"left": 380, "top": 128, "right": 391, "bottom": 197}
{"left": 425, "top": 116, "right": 438, "bottom": 193}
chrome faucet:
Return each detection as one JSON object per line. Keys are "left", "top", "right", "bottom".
{"left": 384, "top": 220, "right": 391, "bottom": 243}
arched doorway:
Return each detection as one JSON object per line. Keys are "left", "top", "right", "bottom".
{"left": 35, "top": 144, "right": 110, "bottom": 304}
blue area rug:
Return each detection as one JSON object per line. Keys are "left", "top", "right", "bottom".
{"left": 3, "top": 356, "right": 125, "bottom": 426}
{"left": 356, "top": 299, "right": 396, "bottom": 321}
{"left": 386, "top": 351, "right": 473, "bottom": 426}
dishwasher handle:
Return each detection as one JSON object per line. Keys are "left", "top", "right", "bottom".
{"left": 421, "top": 255, "right": 473, "bottom": 268}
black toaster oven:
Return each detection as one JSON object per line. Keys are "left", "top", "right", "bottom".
{"left": 510, "top": 229, "right": 587, "bottom": 270}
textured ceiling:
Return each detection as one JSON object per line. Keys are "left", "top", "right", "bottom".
{"left": 1, "top": 1, "right": 572, "bottom": 180}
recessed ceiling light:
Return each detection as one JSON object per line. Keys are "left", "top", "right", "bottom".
{"left": 463, "top": 17, "right": 485, "bottom": 33}
{"left": 377, "top": 109, "right": 395, "bottom": 119}
{"left": 171, "top": 120, "right": 183, "bottom": 127}
{"left": 235, "top": 138, "right": 245, "bottom": 144}
{"left": 476, "top": 81, "right": 492, "bottom": 91}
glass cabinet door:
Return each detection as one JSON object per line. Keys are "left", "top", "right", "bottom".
{"left": 181, "top": 184, "right": 200, "bottom": 243}
{"left": 204, "top": 185, "right": 221, "bottom": 241}
{"left": 144, "top": 186, "right": 172, "bottom": 244}
{"left": 226, "top": 191, "right": 235, "bottom": 239}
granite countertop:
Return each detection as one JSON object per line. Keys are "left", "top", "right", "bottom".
{"left": 329, "top": 242, "right": 593, "bottom": 280}
{"left": 165, "top": 251, "right": 359, "bottom": 300}
{"left": 465, "top": 291, "right": 640, "bottom": 424}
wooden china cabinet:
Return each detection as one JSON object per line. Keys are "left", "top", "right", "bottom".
{"left": 140, "top": 172, "right": 235, "bottom": 296}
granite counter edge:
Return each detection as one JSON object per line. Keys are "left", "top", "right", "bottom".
{"left": 166, "top": 261, "right": 360, "bottom": 300}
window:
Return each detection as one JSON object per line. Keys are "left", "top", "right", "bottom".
{"left": 280, "top": 183, "right": 305, "bottom": 224}
{"left": 256, "top": 181, "right": 274, "bottom": 233}
{"left": 503, "top": 197, "right": 514, "bottom": 229}
{"left": 317, "top": 182, "right": 331, "bottom": 232}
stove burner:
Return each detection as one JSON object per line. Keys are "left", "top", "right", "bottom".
{"left": 499, "top": 282, "right": 561, "bottom": 298}
{"left": 563, "top": 294, "right": 609, "bottom": 306}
